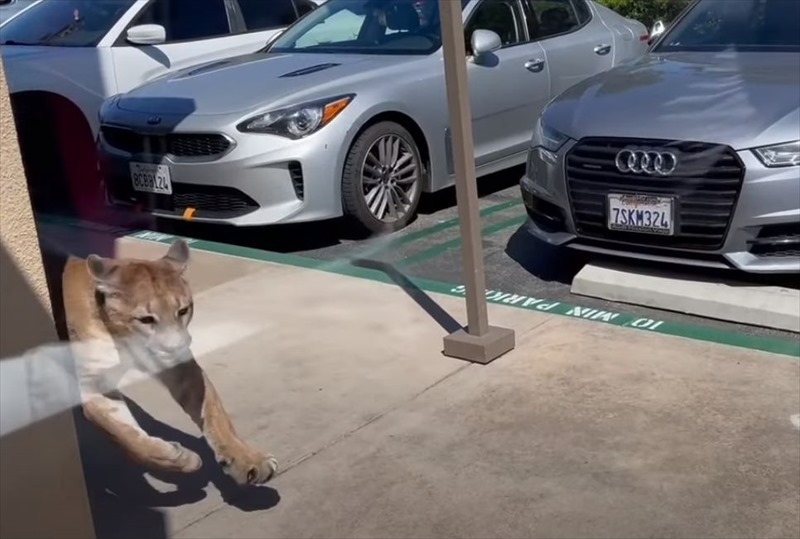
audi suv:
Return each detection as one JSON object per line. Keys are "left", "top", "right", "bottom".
{"left": 520, "top": 0, "right": 800, "bottom": 274}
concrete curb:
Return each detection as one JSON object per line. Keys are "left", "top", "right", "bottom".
{"left": 571, "top": 264, "right": 800, "bottom": 334}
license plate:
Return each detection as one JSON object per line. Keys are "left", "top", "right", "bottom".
{"left": 130, "top": 162, "right": 172, "bottom": 195}
{"left": 607, "top": 193, "right": 674, "bottom": 236}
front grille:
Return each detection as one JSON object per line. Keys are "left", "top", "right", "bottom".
{"left": 565, "top": 137, "right": 745, "bottom": 251}
{"left": 288, "top": 161, "right": 304, "bottom": 200}
{"left": 101, "top": 126, "right": 231, "bottom": 158}
{"left": 173, "top": 186, "right": 256, "bottom": 216}
{"left": 750, "top": 223, "right": 800, "bottom": 258}
{"left": 107, "top": 178, "right": 258, "bottom": 219}
{"left": 521, "top": 187, "right": 566, "bottom": 234}
{"left": 169, "top": 134, "right": 231, "bottom": 157}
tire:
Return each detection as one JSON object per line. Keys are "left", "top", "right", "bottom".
{"left": 341, "top": 121, "right": 425, "bottom": 236}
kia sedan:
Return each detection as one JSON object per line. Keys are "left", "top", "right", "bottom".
{"left": 520, "top": 0, "right": 800, "bottom": 274}
{"left": 98, "top": 0, "right": 648, "bottom": 234}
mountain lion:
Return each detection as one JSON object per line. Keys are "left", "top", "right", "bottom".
{"left": 62, "top": 239, "right": 276, "bottom": 485}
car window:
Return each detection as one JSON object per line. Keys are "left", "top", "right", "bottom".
{"left": 132, "top": 0, "right": 231, "bottom": 43}
{"left": 572, "top": 0, "right": 592, "bottom": 24}
{"left": 0, "top": 0, "right": 136, "bottom": 47}
{"left": 270, "top": 0, "right": 470, "bottom": 56}
{"left": 527, "top": 0, "right": 581, "bottom": 39}
{"left": 293, "top": 8, "right": 366, "bottom": 47}
{"left": 655, "top": 0, "right": 800, "bottom": 53}
{"left": 236, "top": 0, "right": 298, "bottom": 31}
{"left": 465, "top": 0, "right": 525, "bottom": 53}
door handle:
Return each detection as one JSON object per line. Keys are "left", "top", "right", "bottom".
{"left": 524, "top": 58, "right": 545, "bottom": 72}
{"left": 594, "top": 44, "right": 611, "bottom": 55}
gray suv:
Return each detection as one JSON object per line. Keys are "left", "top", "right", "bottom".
{"left": 520, "top": 0, "right": 800, "bottom": 274}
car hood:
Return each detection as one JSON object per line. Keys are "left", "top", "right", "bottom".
{"left": 545, "top": 51, "right": 800, "bottom": 150}
{"left": 116, "top": 52, "right": 422, "bottom": 116}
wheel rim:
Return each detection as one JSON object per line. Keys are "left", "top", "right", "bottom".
{"left": 360, "top": 134, "right": 420, "bottom": 223}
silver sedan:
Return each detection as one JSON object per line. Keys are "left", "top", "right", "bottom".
{"left": 98, "top": 0, "right": 648, "bottom": 234}
{"left": 521, "top": 0, "right": 800, "bottom": 274}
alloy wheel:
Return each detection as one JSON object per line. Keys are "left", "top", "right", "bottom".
{"left": 360, "top": 134, "right": 420, "bottom": 223}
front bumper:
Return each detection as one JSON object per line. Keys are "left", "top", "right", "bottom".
{"left": 97, "top": 122, "right": 347, "bottom": 227}
{"left": 520, "top": 140, "right": 800, "bottom": 274}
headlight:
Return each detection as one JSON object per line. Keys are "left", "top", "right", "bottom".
{"left": 752, "top": 141, "right": 800, "bottom": 168}
{"left": 536, "top": 117, "right": 569, "bottom": 152}
{"left": 237, "top": 94, "right": 354, "bottom": 139}
{"left": 98, "top": 94, "right": 120, "bottom": 123}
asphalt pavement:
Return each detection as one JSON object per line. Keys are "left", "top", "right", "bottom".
{"left": 115, "top": 165, "right": 797, "bottom": 344}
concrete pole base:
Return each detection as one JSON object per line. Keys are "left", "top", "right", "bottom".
{"left": 443, "top": 326, "right": 516, "bottom": 364}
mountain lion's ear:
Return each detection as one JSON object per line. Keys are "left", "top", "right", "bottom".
{"left": 86, "top": 254, "right": 121, "bottom": 293}
{"left": 162, "top": 239, "right": 190, "bottom": 273}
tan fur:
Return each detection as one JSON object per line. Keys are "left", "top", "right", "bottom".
{"left": 62, "top": 240, "right": 276, "bottom": 486}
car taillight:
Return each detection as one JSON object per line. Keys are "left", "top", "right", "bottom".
{"left": 640, "top": 34, "right": 650, "bottom": 41}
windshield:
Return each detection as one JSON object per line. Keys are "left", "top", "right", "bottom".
{"left": 0, "top": 0, "right": 135, "bottom": 47}
{"left": 655, "top": 0, "right": 800, "bottom": 53}
{"left": 269, "top": 0, "right": 470, "bottom": 56}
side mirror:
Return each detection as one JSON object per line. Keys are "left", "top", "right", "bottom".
{"left": 295, "top": 0, "right": 318, "bottom": 16}
{"left": 264, "top": 29, "right": 285, "bottom": 50}
{"left": 648, "top": 19, "right": 666, "bottom": 45}
{"left": 470, "top": 29, "right": 501, "bottom": 59}
{"left": 126, "top": 24, "right": 166, "bottom": 46}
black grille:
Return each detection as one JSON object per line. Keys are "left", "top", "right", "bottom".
{"left": 101, "top": 126, "right": 231, "bottom": 158}
{"left": 565, "top": 137, "right": 745, "bottom": 251}
{"left": 173, "top": 186, "right": 256, "bottom": 216}
{"left": 107, "top": 179, "right": 258, "bottom": 219}
{"left": 288, "top": 161, "right": 304, "bottom": 200}
{"left": 169, "top": 134, "right": 231, "bottom": 157}
{"left": 750, "top": 223, "right": 800, "bottom": 258}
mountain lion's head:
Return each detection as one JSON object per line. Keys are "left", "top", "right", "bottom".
{"left": 86, "top": 240, "right": 194, "bottom": 367}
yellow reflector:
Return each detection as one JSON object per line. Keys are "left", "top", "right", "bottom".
{"left": 323, "top": 97, "right": 351, "bottom": 125}
{"left": 183, "top": 207, "right": 196, "bottom": 220}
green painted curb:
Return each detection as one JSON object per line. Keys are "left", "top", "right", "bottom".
{"left": 128, "top": 229, "right": 800, "bottom": 360}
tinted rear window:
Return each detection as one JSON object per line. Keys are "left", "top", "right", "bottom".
{"left": 0, "top": 0, "right": 135, "bottom": 47}
{"left": 656, "top": 0, "right": 800, "bottom": 53}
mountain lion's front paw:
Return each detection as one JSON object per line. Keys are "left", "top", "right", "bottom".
{"left": 218, "top": 445, "right": 277, "bottom": 486}
{"left": 163, "top": 441, "right": 202, "bottom": 473}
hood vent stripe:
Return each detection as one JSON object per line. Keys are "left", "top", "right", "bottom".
{"left": 279, "top": 63, "right": 340, "bottom": 78}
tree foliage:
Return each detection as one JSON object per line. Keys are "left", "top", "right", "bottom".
{"left": 596, "top": 0, "right": 691, "bottom": 29}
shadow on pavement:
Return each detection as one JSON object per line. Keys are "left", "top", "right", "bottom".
{"left": 505, "top": 227, "right": 588, "bottom": 285}
{"left": 152, "top": 165, "right": 527, "bottom": 255}
{"left": 75, "top": 395, "right": 280, "bottom": 539}
{"left": 506, "top": 225, "right": 800, "bottom": 290}
{"left": 155, "top": 216, "right": 354, "bottom": 254}
{"left": 417, "top": 165, "right": 524, "bottom": 216}
{"left": 351, "top": 258, "right": 464, "bottom": 333}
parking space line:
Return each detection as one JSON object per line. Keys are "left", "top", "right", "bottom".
{"left": 396, "top": 213, "right": 527, "bottom": 268}
{"left": 127, "top": 229, "right": 800, "bottom": 360}
{"left": 355, "top": 198, "right": 521, "bottom": 258}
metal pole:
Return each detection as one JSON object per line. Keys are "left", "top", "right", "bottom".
{"left": 438, "top": 0, "right": 515, "bottom": 364}
{"left": 439, "top": 0, "right": 488, "bottom": 336}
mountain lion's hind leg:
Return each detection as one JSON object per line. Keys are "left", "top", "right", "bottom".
{"left": 158, "top": 358, "right": 277, "bottom": 486}
{"left": 82, "top": 392, "right": 202, "bottom": 474}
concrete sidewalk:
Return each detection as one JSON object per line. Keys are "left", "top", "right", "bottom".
{"left": 81, "top": 237, "right": 800, "bottom": 539}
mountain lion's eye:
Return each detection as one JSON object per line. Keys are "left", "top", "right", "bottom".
{"left": 177, "top": 306, "right": 190, "bottom": 317}
{"left": 137, "top": 315, "right": 157, "bottom": 325}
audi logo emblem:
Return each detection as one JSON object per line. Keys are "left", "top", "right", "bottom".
{"left": 615, "top": 148, "right": 678, "bottom": 176}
